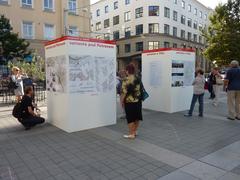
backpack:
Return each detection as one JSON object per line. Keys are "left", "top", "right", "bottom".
{"left": 8, "top": 77, "right": 19, "bottom": 90}
{"left": 12, "top": 103, "right": 23, "bottom": 119}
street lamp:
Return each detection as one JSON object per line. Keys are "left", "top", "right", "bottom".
{"left": 63, "top": 6, "right": 90, "bottom": 36}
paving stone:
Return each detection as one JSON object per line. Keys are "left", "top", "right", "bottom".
{"left": 157, "top": 170, "right": 200, "bottom": 180}
{"left": 217, "top": 172, "right": 240, "bottom": 180}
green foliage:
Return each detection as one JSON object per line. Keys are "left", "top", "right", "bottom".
{"left": 203, "top": 0, "right": 240, "bottom": 65}
{"left": 0, "top": 15, "right": 29, "bottom": 64}
{"left": 8, "top": 55, "right": 45, "bottom": 81}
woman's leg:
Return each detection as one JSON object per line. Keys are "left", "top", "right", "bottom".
{"left": 213, "top": 85, "right": 219, "bottom": 106}
{"left": 128, "top": 122, "right": 135, "bottom": 136}
{"left": 198, "top": 94, "right": 204, "bottom": 116}
{"left": 188, "top": 95, "right": 198, "bottom": 115}
{"left": 134, "top": 121, "right": 139, "bottom": 135}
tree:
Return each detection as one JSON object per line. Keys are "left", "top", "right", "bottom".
{"left": 203, "top": 0, "right": 240, "bottom": 66}
{"left": 0, "top": 15, "right": 29, "bottom": 64}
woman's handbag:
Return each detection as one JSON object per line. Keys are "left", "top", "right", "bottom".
{"left": 216, "top": 76, "right": 223, "bottom": 85}
{"left": 140, "top": 82, "right": 149, "bottom": 101}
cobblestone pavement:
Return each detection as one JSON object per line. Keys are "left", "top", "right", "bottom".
{"left": 1, "top": 92, "right": 240, "bottom": 180}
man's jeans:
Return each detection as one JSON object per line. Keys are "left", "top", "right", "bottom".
{"left": 188, "top": 93, "right": 204, "bottom": 116}
{"left": 227, "top": 90, "right": 240, "bottom": 119}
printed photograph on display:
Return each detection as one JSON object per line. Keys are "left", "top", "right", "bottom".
{"left": 172, "top": 60, "right": 184, "bottom": 87}
{"left": 46, "top": 55, "right": 67, "bottom": 93}
{"left": 69, "top": 55, "right": 115, "bottom": 94}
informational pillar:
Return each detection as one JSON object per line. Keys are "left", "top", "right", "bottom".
{"left": 45, "top": 36, "right": 117, "bottom": 132}
{"left": 142, "top": 48, "right": 196, "bottom": 113}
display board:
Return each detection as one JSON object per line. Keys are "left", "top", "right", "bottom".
{"left": 142, "top": 48, "right": 195, "bottom": 113}
{"left": 45, "top": 36, "right": 117, "bottom": 132}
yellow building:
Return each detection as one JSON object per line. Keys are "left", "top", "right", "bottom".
{"left": 0, "top": 0, "right": 90, "bottom": 57}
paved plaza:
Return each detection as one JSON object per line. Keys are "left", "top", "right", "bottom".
{"left": 1, "top": 92, "right": 240, "bottom": 180}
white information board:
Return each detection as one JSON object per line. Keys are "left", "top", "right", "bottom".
{"left": 142, "top": 48, "right": 195, "bottom": 113}
{"left": 45, "top": 36, "right": 117, "bottom": 132}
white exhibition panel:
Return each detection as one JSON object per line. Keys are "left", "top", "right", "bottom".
{"left": 45, "top": 36, "right": 116, "bottom": 132}
{"left": 142, "top": 49, "right": 195, "bottom": 113}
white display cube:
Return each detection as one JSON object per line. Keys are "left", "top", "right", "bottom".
{"left": 45, "top": 36, "right": 117, "bottom": 132}
{"left": 142, "top": 48, "right": 196, "bottom": 113}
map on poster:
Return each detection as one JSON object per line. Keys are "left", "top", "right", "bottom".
{"left": 46, "top": 55, "right": 67, "bottom": 93}
{"left": 171, "top": 60, "right": 195, "bottom": 87}
{"left": 69, "top": 55, "right": 115, "bottom": 94}
{"left": 149, "top": 61, "right": 161, "bottom": 87}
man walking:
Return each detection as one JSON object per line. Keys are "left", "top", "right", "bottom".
{"left": 224, "top": 60, "right": 240, "bottom": 120}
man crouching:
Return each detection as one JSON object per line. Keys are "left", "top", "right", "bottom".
{"left": 19, "top": 86, "right": 45, "bottom": 130}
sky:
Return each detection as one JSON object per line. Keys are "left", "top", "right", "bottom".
{"left": 90, "top": 0, "right": 228, "bottom": 9}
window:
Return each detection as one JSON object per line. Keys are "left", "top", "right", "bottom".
{"left": 173, "top": 27, "right": 177, "bottom": 37}
{"left": 164, "top": 7, "right": 170, "bottom": 18}
{"left": 44, "top": 24, "right": 55, "bottom": 40}
{"left": 193, "top": 21, "right": 197, "bottom": 29}
{"left": 188, "top": 4, "right": 191, "bottom": 12}
{"left": 114, "top": 1, "right": 118, "bottom": 9}
{"left": 181, "top": 15, "right": 186, "bottom": 24}
{"left": 149, "top": 6, "right": 159, "bottom": 16}
{"left": 174, "top": 0, "right": 177, "bottom": 4}
{"left": 124, "top": 11, "right": 131, "bottom": 22}
{"left": 117, "top": 45, "right": 119, "bottom": 54}
{"left": 173, "top": 43, "right": 177, "bottom": 48}
{"left": 199, "top": 35, "right": 202, "bottom": 43}
{"left": 199, "top": 23, "right": 203, "bottom": 30}
{"left": 136, "top": 42, "right": 143, "bottom": 51}
{"left": 125, "top": 0, "right": 130, "bottom": 5}
{"left": 104, "top": 19, "right": 109, "bottom": 28}
{"left": 164, "top": 24, "right": 170, "bottom": 35}
{"left": 193, "top": 34, "right": 197, "bottom": 42}
{"left": 187, "top": 32, "right": 192, "bottom": 41}
{"left": 181, "top": 30, "right": 185, "bottom": 39}
{"left": 187, "top": 18, "right": 192, "bottom": 27}
{"left": 68, "top": 0, "right": 77, "bottom": 14}
{"left": 148, "top": 41, "right": 159, "bottom": 50}
{"left": 44, "top": 0, "right": 54, "bottom": 11}
{"left": 113, "top": 31, "right": 119, "bottom": 40}
{"left": 22, "top": 0, "right": 33, "bottom": 8}
{"left": 113, "top": 15, "right": 119, "bottom": 25}
{"left": 96, "top": 9, "right": 100, "bottom": 16}
{"left": 199, "top": 11, "right": 202, "bottom": 18}
{"left": 135, "top": 7, "right": 143, "bottom": 18}
{"left": 68, "top": 26, "right": 78, "bottom": 36}
{"left": 0, "top": 0, "right": 9, "bottom": 5}
{"left": 125, "top": 44, "right": 131, "bottom": 53}
{"left": 194, "top": 8, "right": 197, "bottom": 15}
{"left": 96, "top": 35, "right": 101, "bottom": 39}
{"left": 136, "top": 24, "right": 143, "bottom": 35}
{"left": 96, "top": 22, "right": 101, "bottom": 31}
{"left": 204, "top": 14, "right": 207, "bottom": 20}
{"left": 173, "top": 11, "right": 178, "bottom": 21}
{"left": 105, "top": 6, "right": 109, "bottom": 13}
{"left": 181, "top": 0, "right": 185, "bottom": 9}
{"left": 164, "top": 42, "right": 170, "bottom": 48}
{"left": 125, "top": 27, "right": 131, "bottom": 38}
{"left": 149, "top": 23, "right": 159, "bottom": 33}
{"left": 22, "top": 21, "right": 34, "bottom": 39}
{"left": 104, "top": 34, "right": 110, "bottom": 40}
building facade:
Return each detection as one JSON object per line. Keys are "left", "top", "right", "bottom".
{"left": 0, "top": 0, "right": 90, "bottom": 57}
{"left": 91, "top": 0, "right": 212, "bottom": 71}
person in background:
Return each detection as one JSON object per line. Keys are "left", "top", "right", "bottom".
{"left": 224, "top": 60, "right": 240, "bottom": 121}
{"left": 121, "top": 64, "right": 142, "bottom": 139}
{"left": 11, "top": 66, "right": 26, "bottom": 102}
{"left": 212, "top": 67, "right": 223, "bottom": 106}
{"left": 208, "top": 70, "right": 215, "bottom": 99}
{"left": 185, "top": 69, "right": 205, "bottom": 117}
{"left": 19, "top": 86, "right": 45, "bottom": 130}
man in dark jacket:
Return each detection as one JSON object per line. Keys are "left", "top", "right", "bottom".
{"left": 19, "top": 86, "right": 45, "bottom": 130}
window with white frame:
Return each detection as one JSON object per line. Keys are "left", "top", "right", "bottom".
{"left": 22, "top": 0, "right": 33, "bottom": 8}
{"left": 148, "top": 41, "right": 159, "bottom": 50}
{"left": 125, "top": 27, "right": 131, "bottom": 38}
{"left": 68, "top": 0, "right": 77, "bottom": 14}
{"left": 188, "top": 4, "right": 191, "bottom": 12}
{"left": 96, "top": 9, "right": 100, "bottom": 16}
{"left": 187, "top": 18, "right": 192, "bottom": 27}
{"left": 114, "top": 1, "right": 118, "bottom": 9}
{"left": 164, "top": 24, "right": 170, "bottom": 35}
{"left": 125, "top": 0, "right": 130, "bottom": 5}
{"left": 164, "top": 7, "right": 170, "bottom": 18}
{"left": 149, "top": 6, "right": 159, "bottom": 16}
{"left": 44, "top": 0, "right": 54, "bottom": 11}
{"left": 0, "top": 0, "right": 9, "bottom": 5}
{"left": 174, "top": 0, "right": 177, "bottom": 4}
{"left": 173, "top": 11, "right": 178, "bottom": 21}
{"left": 44, "top": 24, "right": 55, "bottom": 40}
{"left": 173, "top": 27, "right": 177, "bottom": 37}
{"left": 193, "top": 21, "right": 198, "bottom": 29}
{"left": 149, "top": 23, "right": 159, "bottom": 33}
{"left": 124, "top": 11, "right": 131, "bottom": 22}
{"left": 181, "top": 0, "right": 185, "bottom": 9}
{"left": 68, "top": 25, "right": 79, "bottom": 36}
{"left": 204, "top": 14, "right": 207, "bottom": 20}
{"left": 135, "top": 7, "right": 143, "bottom": 18}
{"left": 96, "top": 22, "right": 101, "bottom": 31}
{"left": 105, "top": 5, "right": 109, "bottom": 13}
{"left": 194, "top": 8, "right": 197, "bottom": 15}
{"left": 22, "top": 21, "right": 34, "bottom": 39}
{"left": 199, "top": 11, "right": 203, "bottom": 18}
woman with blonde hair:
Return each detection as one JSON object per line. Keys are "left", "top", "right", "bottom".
{"left": 11, "top": 66, "right": 26, "bottom": 102}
